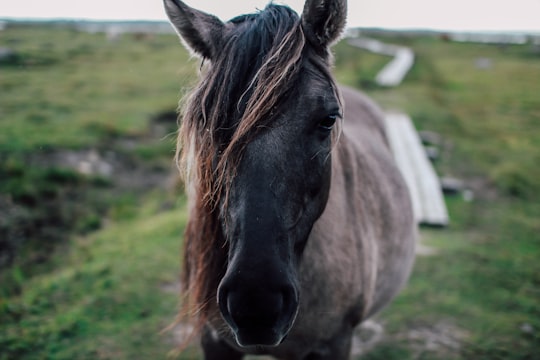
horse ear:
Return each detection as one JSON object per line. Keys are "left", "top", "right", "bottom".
{"left": 301, "top": 0, "right": 347, "bottom": 48}
{"left": 163, "top": 0, "right": 225, "bottom": 60}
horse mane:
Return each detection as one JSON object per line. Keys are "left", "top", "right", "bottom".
{"left": 174, "top": 4, "right": 337, "bottom": 339}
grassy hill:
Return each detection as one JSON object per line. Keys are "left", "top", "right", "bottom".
{"left": 1, "top": 24, "right": 539, "bottom": 359}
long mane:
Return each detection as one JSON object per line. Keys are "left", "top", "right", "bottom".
{"left": 175, "top": 4, "right": 336, "bottom": 337}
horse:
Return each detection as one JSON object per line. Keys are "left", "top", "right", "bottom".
{"left": 163, "top": 0, "right": 416, "bottom": 359}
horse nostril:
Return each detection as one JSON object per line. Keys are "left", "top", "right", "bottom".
{"left": 217, "top": 285, "right": 239, "bottom": 332}
{"left": 281, "top": 285, "right": 299, "bottom": 324}
{"left": 222, "top": 284, "right": 298, "bottom": 328}
{"left": 225, "top": 290, "right": 283, "bottom": 328}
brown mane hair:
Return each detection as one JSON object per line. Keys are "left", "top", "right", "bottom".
{"left": 174, "top": 4, "right": 325, "bottom": 338}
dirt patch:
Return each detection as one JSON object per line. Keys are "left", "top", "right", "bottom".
{"left": 395, "top": 320, "right": 468, "bottom": 358}
{"left": 30, "top": 110, "right": 181, "bottom": 192}
{"left": 0, "top": 110, "right": 180, "bottom": 273}
{"left": 354, "top": 319, "right": 468, "bottom": 359}
{"left": 32, "top": 147, "right": 177, "bottom": 191}
{"left": 406, "top": 323, "right": 463, "bottom": 353}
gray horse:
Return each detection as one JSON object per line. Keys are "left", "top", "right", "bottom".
{"left": 164, "top": 0, "right": 416, "bottom": 358}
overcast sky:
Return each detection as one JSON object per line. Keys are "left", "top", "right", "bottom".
{"left": 1, "top": 0, "right": 540, "bottom": 32}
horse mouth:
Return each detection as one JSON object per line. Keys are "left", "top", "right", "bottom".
{"left": 233, "top": 327, "right": 287, "bottom": 348}
{"left": 223, "top": 303, "right": 297, "bottom": 348}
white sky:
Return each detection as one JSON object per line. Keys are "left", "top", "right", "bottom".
{"left": 1, "top": 0, "right": 540, "bottom": 32}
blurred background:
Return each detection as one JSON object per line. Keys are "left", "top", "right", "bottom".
{"left": 1, "top": 1, "right": 539, "bottom": 359}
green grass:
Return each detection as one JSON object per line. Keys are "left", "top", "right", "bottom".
{"left": 333, "top": 40, "right": 390, "bottom": 89}
{"left": 0, "top": 198, "right": 188, "bottom": 359}
{"left": 333, "top": 36, "right": 540, "bottom": 359}
{"left": 0, "top": 24, "right": 199, "bottom": 359}
{"left": 1, "top": 25, "right": 539, "bottom": 359}
{"left": 355, "top": 37, "right": 540, "bottom": 198}
{"left": 0, "top": 24, "right": 185, "bottom": 277}
{"left": 0, "top": 24, "right": 195, "bottom": 152}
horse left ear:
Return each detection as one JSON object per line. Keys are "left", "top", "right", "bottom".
{"left": 301, "top": 0, "right": 347, "bottom": 48}
{"left": 163, "top": 0, "right": 224, "bottom": 60}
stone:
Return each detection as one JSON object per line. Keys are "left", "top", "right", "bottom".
{"left": 424, "top": 146, "right": 439, "bottom": 161}
{"left": 440, "top": 177, "right": 465, "bottom": 195}
{"left": 419, "top": 130, "right": 442, "bottom": 146}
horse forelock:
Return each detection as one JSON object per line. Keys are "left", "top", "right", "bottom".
{"left": 185, "top": 7, "right": 307, "bottom": 195}
{"left": 175, "top": 4, "right": 336, "bottom": 337}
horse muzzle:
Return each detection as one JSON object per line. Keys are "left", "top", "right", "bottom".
{"left": 217, "top": 270, "right": 299, "bottom": 347}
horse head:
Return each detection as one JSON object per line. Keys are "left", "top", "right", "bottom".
{"left": 164, "top": 0, "right": 347, "bottom": 348}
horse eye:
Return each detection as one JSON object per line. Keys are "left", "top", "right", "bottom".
{"left": 318, "top": 115, "right": 337, "bottom": 130}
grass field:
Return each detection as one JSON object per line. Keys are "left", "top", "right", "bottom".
{"left": 1, "top": 24, "right": 539, "bottom": 359}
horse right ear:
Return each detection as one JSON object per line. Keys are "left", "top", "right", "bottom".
{"left": 163, "top": 0, "right": 225, "bottom": 60}
{"left": 301, "top": 0, "right": 347, "bottom": 48}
